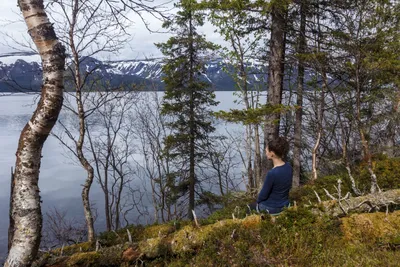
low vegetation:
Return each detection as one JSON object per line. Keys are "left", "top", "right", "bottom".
{"left": 32, "top": 157, "right": 400, "bottom": 267}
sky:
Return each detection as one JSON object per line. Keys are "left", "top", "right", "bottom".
{"left": 0, "top": 0, "right": 227, "bottom": 61}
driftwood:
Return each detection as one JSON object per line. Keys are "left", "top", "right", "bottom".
{"left": 316, "top": 189, "right": 400, "bottom": 217}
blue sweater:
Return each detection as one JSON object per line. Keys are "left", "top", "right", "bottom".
{"left": 257, "top": 162, "right": 293, "bottom": 208}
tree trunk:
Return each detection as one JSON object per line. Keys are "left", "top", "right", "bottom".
{"left": 6, "top": 1, "right": 65, "bottom": 265}
{"left": 246, "top": 125, "right": 254, "bottom": 190}
{"left": 74, "top": 59, "right": 95, "bottom": 242}
{"left": 263, "top": 2, "right": 288, "bottom": 174}
{"left": 355, "top": 63, "right": 379, "bottom": 194}
{"left": 385, "top": 118, "right": 395, "bottom": 157}
{"left": 69, "top": 0, "right": 95, "bottom": 240}
{"left": 254, "top": 124, "right": 262, "bottom": 188}
{"left": 8, "top": 167, "right": 15, "bottom": 253}
{"left": 189, "top": 127, "right": 195, "bottom": 220}
{"left": 74, "top": 65, "right": 96, "bottom": 242}
{"left": 293, "top": 0, "right": 307, "bottom": 188}
{"left": 311, "top": 8, "right": 326, "bottom": 181}
{"left": 104, "top": 171, "right": 111, "bottom": 231}
{"left": 311, "top": 73, "right": 325, "bottom": 181}
{"left": 188, "top": 9, "right": 195, "bottom": 220}
{"left": 327, "top": 85, "right": 361, "bottom": 196}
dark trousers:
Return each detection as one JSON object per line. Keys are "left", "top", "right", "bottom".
{"left": 247, "top": 201, "right": 284, "bottom": 215}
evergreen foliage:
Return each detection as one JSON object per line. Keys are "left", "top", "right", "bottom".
{"left": 155, "top": 0, "right": 219, "bottom": 219}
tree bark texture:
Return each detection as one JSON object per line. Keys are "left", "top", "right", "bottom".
{"left": 293, "top": 0, "right": 307, "bottom": 188}
{"left": 188, "top": 9, "right": 195, "bottom": 220}
{"left": 311, "top": 7, "right": 326, "bottom": 181}
{"left": 6, "top": 1, "right": 65, "bottom": 266}
{"left": 263, "top": 2, "right": 288, "bottom": 174}
{"left": 254, "top": 124, "right": 262, "bottom": 188}
{"left": 8, "top": 167, "right": 15, "bottom": 253}
{"left": 311, "top": 83, "right": 324, "bottom": 181}
{"left": 76, "top": 78, "right": 96, "bottom": 242}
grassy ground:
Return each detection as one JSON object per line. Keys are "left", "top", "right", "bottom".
{"left": 34, "top": 156, "right": 400, "bottom": 266}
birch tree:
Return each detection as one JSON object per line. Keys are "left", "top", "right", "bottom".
{"left": 6, "top": 0, "right": 65, "bottom": 266}
{"left": 48, "top": 0, "right": 130, "bottom": 240}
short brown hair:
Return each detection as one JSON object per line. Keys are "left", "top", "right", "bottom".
{"left": 267, "top": 137, "right": 289, "bottom": 159}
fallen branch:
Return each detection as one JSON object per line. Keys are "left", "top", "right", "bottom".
{"left": 316, "top": 189, "right": 400, "bottom": 217}
{"left": 313, "top": 190, "right": 322, "bottom": 203}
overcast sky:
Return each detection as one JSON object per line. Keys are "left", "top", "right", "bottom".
{"left": 0, "top": 0, "right": 226, "bottom": 61}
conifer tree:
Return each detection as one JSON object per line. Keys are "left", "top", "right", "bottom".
{"left": 156, "top": 0, "right": 219, "bottom": 220}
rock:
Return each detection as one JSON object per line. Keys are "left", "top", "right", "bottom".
{"left": 122, "top": 247, "right": 142, "bottom": 262}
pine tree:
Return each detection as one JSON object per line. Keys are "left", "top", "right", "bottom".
{"left": 156, "top": 0, "right": 219, "bottom": 220}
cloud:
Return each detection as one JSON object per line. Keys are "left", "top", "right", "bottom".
{"left": 0, "top": 0, "right": 227, "bottom": 60}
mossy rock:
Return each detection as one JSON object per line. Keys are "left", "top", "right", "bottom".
{"left": 141, "top": 224, "right": 175, "bottom": 239}
{"left": 139, "top": 237, "right": 170, "bottom": 258}
{"left": 121, "top": 246, "right": 142, "bottom": 263}
{"left": 341, "top": 211, "right": 400, "bottom": 244}
{"left": 170, "top": 219, "right": 243, "bottom": 253}
{"left": 66, "top": 252, "right": 100, "bottom": 267}
{"left": 53, "top": 242, "right": 93, "bottom": 256}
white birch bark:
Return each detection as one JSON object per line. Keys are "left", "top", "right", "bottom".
{"left": 6, "top": 1, "right": 65, "bottom": 266}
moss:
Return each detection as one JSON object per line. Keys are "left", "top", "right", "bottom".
{"left": 98, "top": 225, "right": 148, "bottom": 247}
{"left": 97, "top": 245, "right": 124, "bottom": 266}
{"left": 341, "top": 211, "right": 400, "bottom": 244}
{"left": 240, "top": 214, "right": 262, "bottom": 229}
{"left": 46, "top": 185, "right": 400, "bottom": 267}
{"left": 138, "top": 237, "right": 170, "bottom": 258}
{"left": 275, "top": 206, "right": 317, "bottom": 228}
{"left": 66, "top": 252, "right": 100, "bottom": 267}
{"left": 141, "top": 224, "right": 175, "bottom": 239}
{"left": 53, "top": 242, "right": 93, "bottom": 256}
{"left": 170, "top": 219, "right": 240, "bottom": 254}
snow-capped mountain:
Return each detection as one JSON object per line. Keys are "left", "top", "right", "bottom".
{"left": 0, "top": 52, "right": 268, "bottom": 92}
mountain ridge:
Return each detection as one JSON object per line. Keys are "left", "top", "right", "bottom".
{"left": 0, "top": 53, "right": 268, "bottom": 92}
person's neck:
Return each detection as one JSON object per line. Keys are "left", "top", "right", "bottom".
{"left": 272, "top": 157, "right": 285, "bottom": 168}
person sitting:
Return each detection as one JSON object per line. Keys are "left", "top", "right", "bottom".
{"left": 250, "top": 137, "right": 293, "bottom": 215}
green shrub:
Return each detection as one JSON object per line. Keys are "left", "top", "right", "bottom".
{"left": 200, "top": 191, "right": 254, "bottom": 225}
{"left": 357, "top": 155, "right": 400, "bottom": 191}
{"left": 290, "top": 174, "right": 351, "bottom": 205}
{"left": 291, "top": 156, "right": 400, "bottom": 206}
